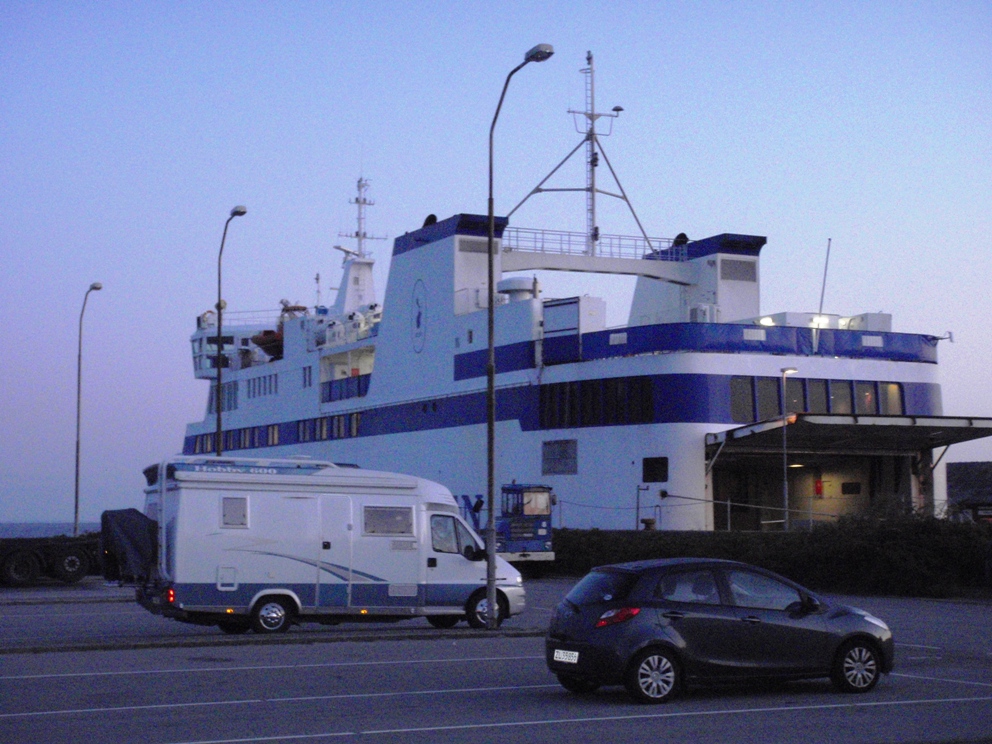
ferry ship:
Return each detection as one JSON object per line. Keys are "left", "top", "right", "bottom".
{"left": 182, "top": 55, "right": 992, "bottom": 531}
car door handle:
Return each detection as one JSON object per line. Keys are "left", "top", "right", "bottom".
{"left": 427, "top": 557, "right": 437, "bottom": 568}
{"left": 662, "top": 611, "right": 685, "bottom": 620}
{"left": 322, "top": 541, "right": 331, "bottom": 550}
{"left": 741, "top": 615, "right": 762, "bottom": 624}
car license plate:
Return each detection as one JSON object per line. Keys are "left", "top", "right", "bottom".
{"left": 554, "top": 649, "right": 579, "bottom": 664}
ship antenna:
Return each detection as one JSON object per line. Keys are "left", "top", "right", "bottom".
{"left": 338, "top": 177, "right": 386, "bottom": 259}
{"left": 817, "top": 238, "right": 832, "bottom": 318}
{"left": 506, "top": 51, "right": 654, "bottom": 255}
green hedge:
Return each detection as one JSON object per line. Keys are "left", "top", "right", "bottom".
{"left": 551, "top": 517, "right": 992, "bottom": 598}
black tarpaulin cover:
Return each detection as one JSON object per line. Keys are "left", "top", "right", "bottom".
{"left": 101, "top": 508, "right": 157, "bottom": 583}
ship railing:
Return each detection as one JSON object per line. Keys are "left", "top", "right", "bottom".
{"left": 197, "top": 308, "right": 285, "bottom": 330}
{"left": 502, "top": 227, "right": 686, "bottom": 262}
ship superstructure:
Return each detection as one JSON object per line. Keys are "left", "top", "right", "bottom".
{"left": 184, "top": 60, "right": 992, "bottom": 531}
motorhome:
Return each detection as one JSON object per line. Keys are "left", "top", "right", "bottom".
{"left": 130, "top": 456, "right": 525, "bottom": 634}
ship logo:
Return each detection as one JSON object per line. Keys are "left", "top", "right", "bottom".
{"left": 411, "top": 279, "right": 427, "bottom": 353}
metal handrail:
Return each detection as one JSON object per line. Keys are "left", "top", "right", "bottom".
{"left": 503, "top": 226, "right": 686, "bottom": 262}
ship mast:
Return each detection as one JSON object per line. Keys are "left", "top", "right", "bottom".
{"left": 507, "top": 51, "right": 655, "bottom": 255}
{"left": 338, "top": 177, "right": 385, "bottom": 259}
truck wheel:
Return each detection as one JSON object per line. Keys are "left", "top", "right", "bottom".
{"left": 51, "top": 549, "right": 90, "bottom": 584}
{"left": 427, "top": 615, "right": 460, "bottom": 629}
{"left": 251, "top": 598, "right": 294, "bottom": 634}
{"left": 466, "top": 591, "right": 506, "bottom": 629}
{"left": 2, "top": 551, "right": 41, "bottom": 586}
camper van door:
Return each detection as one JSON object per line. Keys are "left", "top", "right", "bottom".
{"left": 317, "top": 494, "right": 353, "bottom": 608}
{"left": 349, "top": 497, "right": 421, "bottom": 608}
{"left": 425, "top": 512, "right": 485, "bottom": 606}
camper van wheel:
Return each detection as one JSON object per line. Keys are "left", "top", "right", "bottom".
{"left": 427, "top": 615, "right": 460, "bottom": 629}
{"left": 466, "top": 591, "right": 507, "bottom": 629}
{"left": 251, "top": 598, "right": 294, "bottom": 634}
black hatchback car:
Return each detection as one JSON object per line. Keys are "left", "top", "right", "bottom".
{"left": 546, "top": 558, "right": 894, "bottom": 703}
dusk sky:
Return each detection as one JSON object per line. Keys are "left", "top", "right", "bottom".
{"left": 2, "top": 1, "right": 990, "bottom": 522}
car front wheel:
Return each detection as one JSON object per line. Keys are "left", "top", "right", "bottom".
{"left": 831, "top": 639, "right": 881, "bottom": 693}
{"left": 625, "top": 647, "right": 679, "bottom": 704}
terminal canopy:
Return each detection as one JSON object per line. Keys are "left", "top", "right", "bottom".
{"left": 706, "top": 414, "right": 992, "bottom": 457}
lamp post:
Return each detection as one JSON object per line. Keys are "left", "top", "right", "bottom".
{"left": 74, "top": 282, "right": 103, "bottom": 537}
{"left": 216, "top": 205, "right": 247, "bottom": 456}
{"left": 486, "top": 43, "right": 553, "bottom": 629}
{"left": 780, "top": 367, "right": 798, "bottom": 531}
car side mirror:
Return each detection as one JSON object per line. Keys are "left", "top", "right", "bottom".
{"left": 464, "top": 545, "right": 483, "bottom": 561}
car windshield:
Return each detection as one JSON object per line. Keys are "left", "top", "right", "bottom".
{"left": 565, "top": 570, "right": 639, "bottom": 606}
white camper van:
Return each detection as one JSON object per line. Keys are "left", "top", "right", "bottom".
{"left": 134, "top": 456, "right": 525, "bottom": 634}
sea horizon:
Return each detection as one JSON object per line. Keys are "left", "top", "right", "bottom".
{"left": 0, "top": 522, "right": 102, "bottom": 539}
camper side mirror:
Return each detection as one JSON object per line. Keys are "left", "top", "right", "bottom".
{"left": 463, "top": 545, "right": 484, "bottom": 561}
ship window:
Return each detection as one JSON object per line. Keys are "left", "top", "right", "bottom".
{"left": 543, "top": 439, "right": 577, "bottom": 475}
{"left": 785, "top": 377, "right": 804, "bottom": 413}
{"left": 880, "top": 383, "right": 903, "bottom": 415}
{"left": 855, "top": 382, "right": 877, "bottom": 414}
{"left": 267, "top": 424, "right": 279, "bottom": 446}
{"left": 807, "top": 379, "right": 828, "bottom": 413}
{"left": 829, "top": 381, "right": 853, "bottom": 414}
{"left": 730, "top": 377, "right": 754, "bottom": 423}
{"left": 364, "top": 506, "right": 413, "bottom": 536}
{"left": 720, "top": 259, "right": 757, "bottom": 282}
{"left": 643, "top": 457, "right": 669, "bottom": 483}
{"left": 221, "top": 497, "right": 248, "bottom": 528}
{"left": 756, "top": 378, "right": 780, "bottom": 420}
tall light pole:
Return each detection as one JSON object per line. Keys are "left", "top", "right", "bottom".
{"left": 781, "top": 367, "right": 798, "bottom": 531}
{"left": 216, "top": 205, "right": 247, "bottom": 456}
{"left": 74, "top": 282, "right": 103, "bottom": 537}
{"left": 486, "top": 43, "right": 553, "bottom": 629}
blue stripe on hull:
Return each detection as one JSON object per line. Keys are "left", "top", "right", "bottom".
{"left": 184, "top": 375, "right": 943, "bottom": 454}
{"left": 173, "top": 582, "right": 479, "bottom": 611}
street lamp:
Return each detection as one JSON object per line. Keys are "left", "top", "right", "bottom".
{"left": 216, "top": 205, "right": 247, "bottom": 456}
{"left": 781, "top": 367, "right": 798, "bottom": 531}
{"left": 485, "top": 43, "right": 553, "bottom": 629}
{"left": 74, "top": 282, "right": 103, "bottom": 537}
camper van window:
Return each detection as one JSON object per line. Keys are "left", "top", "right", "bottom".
{"left": 364, "top": 506, "right": 413, "bottom": 535}
{"left": 431, "top": 515, "right": 458, "bottom": 553}
{"left": 431, "top": 515, "right": 480, "bottom": 555}
{"left": 222, "top": 496, "right": 248, "bottom": 528}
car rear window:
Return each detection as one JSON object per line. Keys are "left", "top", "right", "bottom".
{"left": 565, "top": 570, "right": 639, "bottom": 606}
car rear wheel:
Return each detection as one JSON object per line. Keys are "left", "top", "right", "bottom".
{"left": 251, "top": 598, "right": 294, "bottom": 634}
{"left": 556, "top": 673, "right": 600, "bottom": 695}
{"left": 625, "top": 647, "right": 679, "bottom": 704}
{"left": 831, "top": 639, "right": 881, "bottom": 693}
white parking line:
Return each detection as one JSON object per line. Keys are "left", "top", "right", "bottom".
{"left": 892, "top": 672, "right": 992, "bottom": 689}
{"left": 0, "top": 683, "right": 556, "bottom": 720}
{"left": 164, "top": 695, "right": 992, "bottom": 744}
{"left": 0, "top": 655, "right": 545, "bottom": 681}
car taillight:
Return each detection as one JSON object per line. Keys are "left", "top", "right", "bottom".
{"left": 166, "top": 588, "right": 175, "bottom": 604}
{"left": 595, "top": 607, "right": 640, "bottom": 628}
